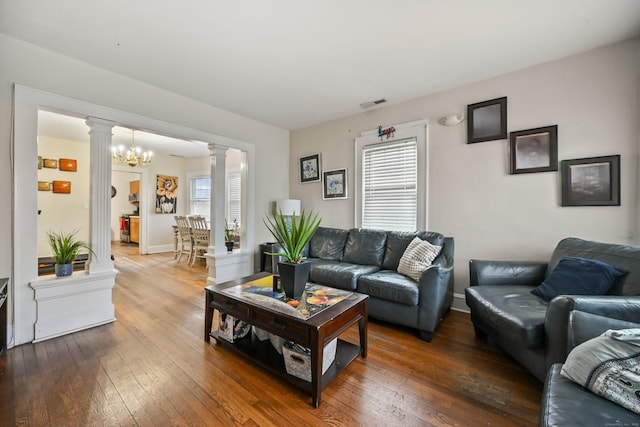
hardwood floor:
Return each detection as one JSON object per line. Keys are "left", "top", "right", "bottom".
{"left": 0, "top": 243, "right": 542, "bottom": 426}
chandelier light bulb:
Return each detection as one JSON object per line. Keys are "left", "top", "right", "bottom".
{"left": 111, "top": 130, "right": 152, "bottom": 167}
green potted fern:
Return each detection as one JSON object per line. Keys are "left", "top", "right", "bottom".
{"left": 47, "top": 229, "right": 95, "bottom": 277}
{"left": 263, "top": 209, "right": 321, "bottom": 298}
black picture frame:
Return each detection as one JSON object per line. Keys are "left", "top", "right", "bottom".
{"left": 467, "top": 97, "right": 507, "bottom": 144}
{"left": 299, "top": 153, "right": 321, "bottom": 183}
{"left": 510, "top": 125, "right": 558, "bottom": 174}
{"left": 561, "top": 155, "right": 620, "bottom": 206}
{"left": 322, "top": 168, "right": 347, "bottom": 200}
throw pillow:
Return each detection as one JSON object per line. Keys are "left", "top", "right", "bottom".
{"left": 561, "top": 328, "right": 640, "bottom": 415}
{"left": 531, "top": 256, "right": 627, "bottom": 301}
{"left": 397, "top": 237, "right": 442, "bottom": 282}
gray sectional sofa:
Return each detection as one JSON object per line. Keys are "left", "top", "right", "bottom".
{"left": 302, "top": 227, "right": 454, "bottom": 341}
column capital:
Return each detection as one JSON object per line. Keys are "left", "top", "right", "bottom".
{"left": 207, "top": 143, "right": 229, "bottom": 156}
{"left": 85, "top": 117, "right": 116, "bottom": 133}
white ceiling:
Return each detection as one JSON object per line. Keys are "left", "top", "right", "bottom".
{"left": 3, "top": 0, "right": 640, "bottom": 132}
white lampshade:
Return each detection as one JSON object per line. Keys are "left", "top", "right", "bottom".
{"left": 276, "top": 199, "right": 301, "bottom": 216}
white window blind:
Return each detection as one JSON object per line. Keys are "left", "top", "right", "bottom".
{"left": 226, "top": 171, "right": 241, "bottom": 226}
{"left": 362, "top": 138, "right": 417, "bottom": 231}
{"left": 190, "top": 177, "right": 211, "bottom": 218}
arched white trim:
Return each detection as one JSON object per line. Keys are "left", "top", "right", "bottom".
{"left": 11, "top": 84, "right": 255, "bottom": 345}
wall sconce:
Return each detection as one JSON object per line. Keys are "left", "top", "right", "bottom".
{"left": 438, "top": 113, "right": 465, "bottom": 126}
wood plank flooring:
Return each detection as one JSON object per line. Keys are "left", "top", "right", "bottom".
{"left": 0, "top": 243, "right": 542, "bottom": 426}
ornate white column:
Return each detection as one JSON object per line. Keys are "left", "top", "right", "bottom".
{"left": 205, "top": 143, "right": 252, "bottom": 284}
{"left": 85, "top": 117, "right": 116, "bottom": 274}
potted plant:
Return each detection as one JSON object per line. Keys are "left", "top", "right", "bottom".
{"left": 224, "top": 219, "right": 239, "bottom": 252}
{"left": 47, "top": 229, "right": 95, "bottom": 277}
{"left": 263, "top": 209, "right": 321, "bottom": 298}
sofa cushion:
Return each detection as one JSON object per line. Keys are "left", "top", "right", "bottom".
{"left": 357, "top": 270, "right": 419, "bottom": 306}
{"left": 309, "top": 260, "right": 380, "bottom": 291}
{"left": 309, "top": 227, "right": 349, "bottom": 261}
{"left": 342, "top": 228, "right": 387, "bottom": 267}
{"left": 548, "top": 237, "right": 640, "bottom": 296}
{"left": 465, "top": 285, "right": 548, "bottom": 349}
{"left": 561, "top": 329, "right": 640, "bottom": 415}
{"left": 540, "top": 364, "right": 639, "bottom": 427}
{"left": 383, "top": 231, "right": 444, "bottom": 270}
{"left": 397, "top": 237, "right": 442, "bottom": 282}
{"left": 532, "top": 256, "right": 627, "bottom": 302}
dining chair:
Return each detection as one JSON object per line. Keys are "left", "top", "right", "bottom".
{"left": 188, "top": 215, "right": 210, "bottom": 267}
{"left": 174, "top": 215, "right": 193, "bottom": 264}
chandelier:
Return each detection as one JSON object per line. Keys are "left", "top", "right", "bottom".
{"left": 112, "top": 130, "right": 153, "bottom": 167}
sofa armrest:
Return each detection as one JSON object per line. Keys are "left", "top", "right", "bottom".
{"left": 545, "top": 295, "right": 640, "bottom": 370}
{"left": 567, "top": 310, "right": 640, "bottom": 349}
{"left": 468, "top": 259, "right": 548, "bottom": 286}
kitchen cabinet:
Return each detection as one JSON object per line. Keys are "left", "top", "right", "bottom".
{"left": 130, "top": 216, "right": 140, "bottom": 244}
{"left": 130, "top": 180, "right": 140, "bottom": 194}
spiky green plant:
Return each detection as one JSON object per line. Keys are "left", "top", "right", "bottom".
{"left": 263, "top": 210, "right": 321, "bottom": 264}
{"left": 47, "top": 229, "right": 95, "bottom": 265}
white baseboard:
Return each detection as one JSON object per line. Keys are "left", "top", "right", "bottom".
{"left": 451, "top": 292, "right": 469, "bottom": 313}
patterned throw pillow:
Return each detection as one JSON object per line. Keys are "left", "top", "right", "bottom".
{"left": 561, "top": 328, "right": 640, "bottom": 415}
{"left": 397, "top": 237, "right": 442, "bottom": 282}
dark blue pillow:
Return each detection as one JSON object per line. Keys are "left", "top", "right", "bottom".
{"left": 531, "top": 256, "right": 627, "bottom": 302}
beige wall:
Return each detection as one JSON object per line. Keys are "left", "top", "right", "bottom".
{"left": 36, "top": 137, "right": 91, "bottom": 257}
{"left": 290, "top": 39, "right": 640, "bottom": 311}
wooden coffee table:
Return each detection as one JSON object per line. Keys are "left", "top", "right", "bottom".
{"left": 204, "top": 272, "right": 368, "bottom": 407}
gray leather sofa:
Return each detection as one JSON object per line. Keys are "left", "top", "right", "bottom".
{"left": 539, "top": 309, "right": 640, "bottom": 426}
{"left": 304, "top": 227, "right": 454, "bottom": 341}
{"left": 465, "top": 237, "right": 640, "bottom": 381}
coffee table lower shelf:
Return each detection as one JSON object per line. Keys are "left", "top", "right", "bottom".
{"left": 210, "top": 331, "right": 360, "bottom": 396}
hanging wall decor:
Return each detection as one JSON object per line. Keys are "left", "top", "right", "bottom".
{"left": 43, "top": 158, "right": 58, "bottom": 168}
{"left": 59, "top": 158, "right": 77, "bottom": 172}
{"left": 467, "top": 97, "right": 507, "bottom": 144}
{"left": 52, "top": 181, "right": 71, "bottom": 194}
{"left": 509, "top": 125, "right": 558, "bottom": 174}
{"left": 378, "top": 125, "right": 396, "bottom": 140}
{"left": 561, "top": 155, "right": 620, "bottom": 207}
{"left": 299, "top": 153, "right": 321, "bottom": 183}
{"left": 323, "top": 168, "right": 348, "bottom": 200}
{"left": 156, "top": 174, "right": 178, "bottom": 214}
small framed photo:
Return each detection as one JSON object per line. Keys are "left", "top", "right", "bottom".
{"left": 323, "top": 168, "right": 347, "bottom": 200}
{"left": 510, "top": 125, "right": 558, "bottom": 174}
{"left": 467, "top": 97, "right": 507, "bottom": 144}
{"left": 561, "top": 155, "right": 620, "bottom": 206}
{"left": 300, "top": 153, "right": 321, "bottom": 183}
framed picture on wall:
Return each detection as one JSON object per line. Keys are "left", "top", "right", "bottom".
{"left": 300, "top": 153, "right": 321, "bottom": 183}
{"left": 156, "top": 174, "right": 178, "bottom": 213}
{"left": 561, "top": 155, "right": 620, "bottom": 206}
{"left": 509, "top": 125, "right": 558, "bottom": 174}
{"left": 467, "top": 97, "right": 507, "bottom": 144}
{"left": 323, "top": 168, "right": 347, "bottom": 200}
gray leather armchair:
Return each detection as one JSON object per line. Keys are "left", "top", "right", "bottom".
{"left": 465, "top": 237, "right": 640, "bottom": 381}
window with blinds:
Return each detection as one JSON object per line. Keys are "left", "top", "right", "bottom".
{"left": 226, "top": 171, "right": 241, "bottom": 225}
{"left": 362, "top": 138, "right": 417, "bottom": 231}
{"left": 190, "top": 177, "right": 211, "bottom": 218}
{"left": 187, "top": 171, "right": 241, "bottom": 226}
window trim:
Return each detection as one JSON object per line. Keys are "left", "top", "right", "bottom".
{"left": 354, "top": 119, "right": 429, "bottom": 230}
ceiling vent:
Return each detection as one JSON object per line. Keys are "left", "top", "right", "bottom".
{"left": 360, "top": 98, "right": 387, "bottom": 109}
